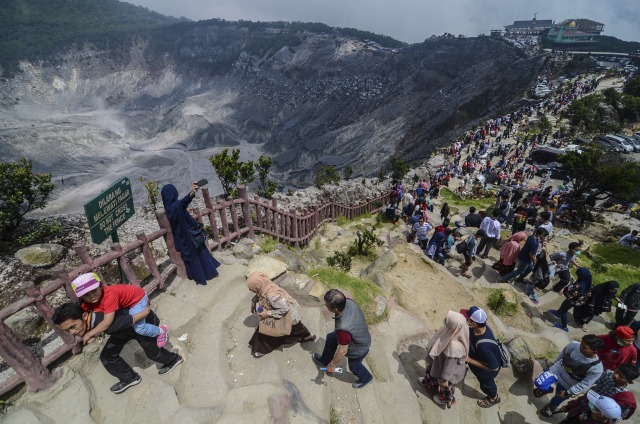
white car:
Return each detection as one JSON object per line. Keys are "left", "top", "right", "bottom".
{"left": 562, "top": 144, "right": 583, "bottom": 154}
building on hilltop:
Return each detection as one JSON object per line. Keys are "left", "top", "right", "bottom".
{"left": 546, "top": 19, "right": 604, "bottom": 48}
{"left": 504, "top": 15, "right": 553, "bottom": 36}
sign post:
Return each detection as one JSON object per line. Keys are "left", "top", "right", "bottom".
{"left": 84, "top": 178, "right": 135, "bottom": 282}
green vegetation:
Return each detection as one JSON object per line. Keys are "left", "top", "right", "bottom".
{"left": 580, "top": 244, "right": 640, "bottom": 290}
{"left": 14, "top": 221, "right": 62, "bottom": 248}
{"left": 314, "top": 165, "right": 340, "bottom": 189}
{"left": 343, "top": 166, "right": 353, "bottom": 180}
{"left": 208, "top": 148, "right": 253, "bottom": 197}
{"left": 0, "top": 158, "right": 55, "bottom": 241}
{"left": 487, "top": 290, "right": 519, "bottom": 316}
{"left": 255, "top": 156, "right": 278, "bottom": 199}
{"left": 390, "top": 156, "right": 410, "bottom": 181}
{"left": 326, "top": 251, "right": 352, "bottom": 272}
{"left": 336, "top": 215, "right": 349, "bottom": 226}
{"left": 138, "top": 177, "right": 161, "bottom": 209}
{"left": 348, "top": 228, "right": 383, "bottom": 256}
{"left": 309, "top": 267, "right": 383, "bottom": 323}
{"left": 258, "top": 234, "right": 278, "bottom": 254}
{"left": 439, "top": 187, "right": 494, "bottom": 210}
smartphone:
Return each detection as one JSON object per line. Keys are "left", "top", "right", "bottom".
{"left": 195, "top": 178, "right": 208, "bottom": 187}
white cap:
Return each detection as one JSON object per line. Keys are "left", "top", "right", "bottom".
{"left": 587, "top": 390, "right": 622, "bottom": 420}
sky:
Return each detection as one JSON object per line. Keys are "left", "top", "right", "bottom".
{"left": 127, "top": 0, "right": 640, "bottom": 44}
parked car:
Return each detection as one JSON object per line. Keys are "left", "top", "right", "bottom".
{"left": 615, "top": 134, "right": 640, "bottom": 152}
{"left": 593, "top": 137, "right": 623, "bottom": 152}
{"left": 526, "top": 147, "right": 565, "bottom": 165}
{"left": 535, "top": 162, "right": 572, "bottom": 181}
{"left": 573, "top": 137, "right": 592, "bottom": 145}
{"left": 604, "top": 134, "right": 634, "bottom": 153}
{"left": 562, "top": 144, "right": 583, "bottom": 153}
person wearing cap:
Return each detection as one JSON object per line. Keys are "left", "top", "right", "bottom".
{"left": 71, "top": 273, "right": 168, "bottom": 347}
{"left": 535, "top": 334, "right": 605, "bottom": 417}
{"left": 598, "top": 326, "right": 638, "bottom": 371}
{"left": 559, "top": 390, "right": 622, "bottom": 423}
{"left": 52, "top": 302, "right": 183, "bottom": 394}
{"left": 461, "top": 306, "right": 502, "bottom": 408}
{"left": 587, "top": 363, "right": 639, "bottom": 420}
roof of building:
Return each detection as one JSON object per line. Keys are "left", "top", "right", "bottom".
{"left": 506, "top": 19, "right": 553, "bottom": 29}
{"left": 557, "top": 18, "right": 604, "bottom": 28}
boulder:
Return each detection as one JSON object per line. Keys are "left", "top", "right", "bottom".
{"left": 306, "top": 280, "right": 327, "bottom": 301}
{"left": 232, "top": 242, "right": 254, "bottom": 260}
{"left": 270, "top": 244, "right": 306, "bottom": 272}
{"left": 245, "top": 256, "right": 288, "bottom": 280}
{"left": 374, "top": 295, "right": 388, "bottom": 317}
{"left": 5, "top": 307, "right": 45, "bottom": 341}
{"left": 14, "top": 244, "right": 66, "bottom": 268}
{"left": 370, "top": 273, "right": 392, "bottom": 293}
{"left": 507, "top": 337, "right": 533, "bottom": 374}
{"left": 360, "top": 250, "right": 398, "bottom": 282}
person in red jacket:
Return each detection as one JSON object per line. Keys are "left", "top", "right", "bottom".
{"left": 598, "top": 326, "right": 637, "bottom": 371}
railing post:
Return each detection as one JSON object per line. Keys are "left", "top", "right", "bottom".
{"left": 74, "top": 245, "right": 105, "bottom": 283}
{"left": 254, "top": 195, "right": 263, "bottom": 231}
{"left": 290, "top": 208, "right": 299, "bottom": 248}
{"left": 155, "top": 209, "right": 187, "bottom": 279}
{"left": 219, "top": 200, "right": 231, "bottom": 243}
{"left": 0, "top": 320, "right": 60, "bottom": 393}
{"left": 330, "top": 198, "right": 335, "bottom": 221}
{"left": 136, "top": 232, "right": 163, "bottom": 289}
{"left": 111, "top": 243, "right": 140, "bottom": 286}
{"left": 228, "top": 197, "right": 240, "bottom": 240}
{"left": 238, "top": 185, "right": 255, "bottom": 238}
{"left": 22, "top": 282, "right": 79, "bottom": 351}
{"left": 201, "top": 187, "right": 221, "bottom": 245}
{"left": 272, "top": 198, "right": 279, "bottom": 240}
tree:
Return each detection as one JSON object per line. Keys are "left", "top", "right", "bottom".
{"left": 314, "top": 165, "right": 340, "bottom": 188}
{"left": 0, "top": 158, "right": 55, "bottom": 240}
{"left": 138, "top": 177, "right": 161, "bottom": 209}
{"left": 255, "top": 155, "right": 278, "bottom": 199}
{"left": 623, "top": 76, "right": 640, "bottom": 97}
{"left": 390, "top": 156, "right": 409, "bottom": 181}
{"left": 560, "top": 144, "right": 640, "bottom": 208}
{"left": 208, "top": 148, "right": 255, "bottom": 197}
{"left": 538, "top": 115, "right": 552, "bottom": 134}
{"left": 343, "top": 166, "right": 353, "bottom": 180}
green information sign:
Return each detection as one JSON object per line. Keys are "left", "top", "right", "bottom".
{"left": 84, "top": 177, "right": 135, "bottom": 244}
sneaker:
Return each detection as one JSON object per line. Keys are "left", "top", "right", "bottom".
{"left": 540, "top": 404, "right": 556, "bottom": 417}
{"left": 529, "top": 296, "right": 540, "bottom": 305}
{"left": 157, "top": 325, "right": 168, "bottom": 348}
{"left": 553, "top": 322, "right": 569, "bottom": 332}
{"left": 110, "top": 374, "right": 141, "bottom": 394}
{"left": 312, "top": 353, "right": 325, "bottom": 367}
{"left": 547, "top": 309, "right": 560, "bottom": 319}
{"left": 158, "top": 354, "right": 183, "bottom": 375}
{"left": 352, "top": 379, "right": 372, "bottom": 389}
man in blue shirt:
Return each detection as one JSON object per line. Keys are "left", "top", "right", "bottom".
{"left": 461, "top": 306, "right": 502, "bottom": 408}
{"left": 500, "top": 227, "right": 548, "bottom": 295}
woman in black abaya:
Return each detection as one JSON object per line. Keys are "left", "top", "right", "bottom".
{"left": 161, "top": 182, "right": 220, "bottom": 285}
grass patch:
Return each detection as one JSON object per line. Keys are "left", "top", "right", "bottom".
{"left": 308, "top": 267, "right": 383, "bottom": 324}
{"left": 393, "top": 287, "right": 408, "bottom": 310}
{"left": 439, "top": 187, "right": 494, "bottom": 211}
{"left": 336, "top": 215, "right": 349, "bottom": 226}
{"left": 258, "top": 234, "right": 278, "bottom": 254}
{"left": 577, "top": 244, "right": 640, "bottom": 291}
{"left": 330, "top": 407, "right": 340, "bottom": 424}
{"left": 536, "top": 348, "right": 559, "bottom": 361}
{"left": 487, "top": 289, "right": 519, "bottom": 316}
{"left": 365, "top": 356, "right": 386, "bottom": 382}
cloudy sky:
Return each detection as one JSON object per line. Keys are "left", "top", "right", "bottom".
{"left": 127, "top": 0, "right": 640, "bottom": 44}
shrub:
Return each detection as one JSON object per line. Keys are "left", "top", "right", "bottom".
{"left": 487, "top": 290, "right": 518, "bottom": 316}
{"left": 138, "top": 177, "right": 161, "bottom": 209}
{"left": 348, "top": 228, "right": 383, "bottom": 256}
{"left": 15, "top": 222, "right": 62, "bottom": 247}
{"left": 255, "top": 155, "right": 278, "bottom": 199}
{"left": 0, "top": 158, "right": 55, "bottom": 240}
{"left": 336, "top": 215, "right": 349, "bottom": 226}
{"left": 258, "top": 234, "right": 278, "bottom": 254}
{"left": 315, "top": 165, "right": 340, "bottom": 188}
{"left": 208, "top": 148, "right": 255, "bottom": 197}
{"left": 326, "top": 251, "right": 352, "bottom": 272}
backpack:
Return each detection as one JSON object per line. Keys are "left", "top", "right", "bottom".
{"left": 477, "top": 338, "right": 511, "bottom": 369}
{"left": 455, "top": 236, "right": 471, "bottom": 254}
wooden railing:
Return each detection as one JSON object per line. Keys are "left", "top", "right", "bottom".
{"left": 0, "top": 185, "right": 387, "bottom": 396}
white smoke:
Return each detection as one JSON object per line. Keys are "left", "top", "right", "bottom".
{"left": 93, "top": 97, "right": 126, "bottom": 137}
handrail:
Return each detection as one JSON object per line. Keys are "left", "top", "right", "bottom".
{"left": 0, "top": 185, "right": 387, "bottom": 396}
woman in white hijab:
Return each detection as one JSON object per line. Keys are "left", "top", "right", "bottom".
{"left": 418, "top": 310, "right": 470, "bottom": 408}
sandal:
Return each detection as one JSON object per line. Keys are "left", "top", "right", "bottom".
{"left": 461, "top": 273, "right": 472, "bottom": 279}
{"left": 299, "top": 335, "right": 317, "bottom": 343}
{"left": 477, "top": 395, "right": 501, "bottom": 408}
{"left": 580, "top": 324, "right": 588, "bottom": 332}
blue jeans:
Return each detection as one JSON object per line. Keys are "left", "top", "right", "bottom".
{"left": 501, "top": 259, "right": 533, "bottom": 282}
{"left": 319, "top": 332, "right": 373, "bottom": 384}
{"left": 469, "top": 366, "right": 499, "bottom": 397}
{"left": 557, "top": 299, "right": 572, "bottom": 328}
{"left": 130, "top": 294, "right": 162, "bottom": 337}
{"left": 549, "top": 382, "right": 568, "bottom": 407}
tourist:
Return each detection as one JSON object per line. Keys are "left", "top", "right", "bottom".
{"left": 598, "top": 326, "right": 637, "bottom": 371}
{"left": 491, "top": 231, "right": 526, "bottom": 276}
{"left": 418, "top": 310, "right": 469, "bottom": 409}
{"left": 558, "top": 390, "right": 622, "bottom": 423}
{"left": 616, "top": 283, "right": 640, "bottom": 327}
{"left": 312, "top": 289, "right": 373, "bottom": 389}
{"left": 71, "top": 272, "right": 167, "bottom": 347}
{"left": 548, "top": 267, "right": 594, "bottom": 332}
{"left": 440, "top": 202, "right": 450, "bottom": 222}
{"left": 52, "top": 302, "right": 182, "bottom": 394}
{"left": 501, "top": 228, "right": 548, "bottom": 305}
{"left": 619, "top": 230, "right": 638, "bottom": 248}
{"left": 534, "top": 334, "right": 605, "bottom": 417}
{"left": 412, "top": 216, "right": 433, "bottom": 249}
{"left": 461, "top": 306, "right": 502, "bottom": 408}
{"left": 536, "top": 211, "right": 554, "bottom": 239}
{"left": 425, "top": 225, "right": 447, "bottom": 265}
{"left": 573, "top": 281, "right": 619, "bottom": 331}
{"left": 477, "top": 209, "right": 502, "bottom": 259}
{"left": 463, "top": 206, "right": 483, "bottom": 228}
{"left": 246, "top": 272, "right": 315, "bottom": 358}
{"left": 550, "top": 242, "right": 582, "bottom": 293}
{"left": 160, "top": 182, "right": 221, "bottom": 285}
{"left": 459, "top": 229, "right": 486, "bottom": 279}
{"left": 586, "top": 364, "right": 638, "bottom": 421}
{"left": 511, "top": 198, "right": 530, "bottom": 234}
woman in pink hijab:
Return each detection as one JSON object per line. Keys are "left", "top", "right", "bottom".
{"left": 492, "top": 231, "right": 527, "bottom": 276}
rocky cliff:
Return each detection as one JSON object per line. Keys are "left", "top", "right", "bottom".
{"left": 0, "top": 20, "right": 545, "bottom": 213}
